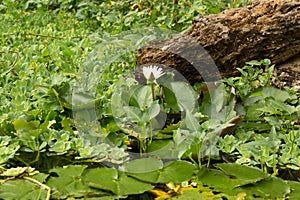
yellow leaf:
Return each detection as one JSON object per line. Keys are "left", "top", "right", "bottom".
{"left": 236, "top": 192, "right": 247, "bottom": 200}
{"left": 180, "top": 186, "right": 195, "bottom": 191}
{"left": 121, "top": 128, "right": 139, "bottom": 138}
{"left": 149, "top": 189, "right": 172, "bottom": 200}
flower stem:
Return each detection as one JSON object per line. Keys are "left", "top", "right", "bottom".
{"left": 151, "top": 83, "right": 155, "bottom": 101}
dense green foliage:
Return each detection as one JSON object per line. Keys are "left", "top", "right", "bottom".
{"left": 1, "top": 0, "right": 299, "bottom": 199}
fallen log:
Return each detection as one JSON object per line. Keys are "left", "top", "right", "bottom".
{"left": 136, "top": 0, "right": 300, "bottom": 84}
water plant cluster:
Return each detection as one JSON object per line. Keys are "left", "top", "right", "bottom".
{"left": 0, "top": 0, "right": 299, "bottom": 199}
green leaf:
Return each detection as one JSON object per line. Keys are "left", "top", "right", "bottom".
{"left": 126, "top": 160, "right": 195, "bottom": 184}
{"left": 117, "top": 172, "right": 154, "bottom": 196}
{"left": 235, "top": 177, "right": 290, "bottom": 198}
{"left": 72, "top": 93, "right": 97, "bottom": 109}
{"left": 172, "top": 189, "right": 210, "bottom": 199}
{"left": 122, "top": 157, "right": 163, "bottom": 183}
{"left": 164, "top": 82, "right": 198, "bottom": 112}
{"left": 184, "top": 111, "right": 200, "bottom": 132}
{"left": 245, "top": 103, "right": 265, "bottom": 121}
{"left": 245, "top": 60, "right": 262, "bottom": 66}
{"left": 123, "top": 106, "right": 143, "bottom": 123}
{"left": 121, "top": 157, "right": 163, "bottom": 174}
{"left": 83, "top": 167, "right": 154, "bottom": 196}
{"left": 198, "top": 165, "right": 290, "bottom": 198}
{"left": 47, "top": 165, "right": 96, "bottom": 198}
{"left": 0, "top": 179, "right": 48, "bottom": 200}
{"left": 146, "top": 140, "right": 180, "bottom": 159}
{"left": 142, "top": 102, "right": 161, "bottom": 121}
{"left": 13, "top": 118, "right": 39, "bottom": 131}
{"left": 157, "top": 160, "right": 196, "bottom": 183}
{"left": 1, "top": 167, "right": 37, "bottom": 177}
{"left": 131, "top": 85, "right": 152, "bottom": 109}
{"left": 216, "top": 163, "right": 268, "bottom": 185}
{"left": 163, "top": 86, "right": 181, "bottom": 112}
{"left": 197, "top": 168, "right": 238, "bottom": 193}
{"left": 0, "top": 137, "right": 20, "bottom": 165}
{"left": 211, "top": 84, "right": 226, "bottom": 113}
{"left": 249, "top": 86, "right": 291, "bottom": 102}
{"left": 198, "top": 164, "right": 268, "bottom": 195}
{"left": 83, "top": 167, "right": 118, "bottom": 193}
{"left": 262, "top": 58, "right": 271, "bottom": 66}
{"left": 288, "top": 181, "right": 300, "bottom": 200}
{"left": 267, "top": 99, "right": 296, "bottom": 114}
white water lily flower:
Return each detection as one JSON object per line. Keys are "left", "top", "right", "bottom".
{"left": 142, "top": 65, "right": 164, "bottom": 83}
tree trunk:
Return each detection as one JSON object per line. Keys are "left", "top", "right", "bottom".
{"left": 136, "top": 0, "right": 300, "bottom": 84}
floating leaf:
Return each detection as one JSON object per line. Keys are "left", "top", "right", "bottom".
{"left": 47, "top": 165, "right": 97, "bottom": 198}
{"left": 83, "top": 167, "right": 154, "bottom": 196}
{"left": 123, "top": 157, "right": 163, "bottom": 183}
{"left": 288, "top": 181, "right": 300, "bottom": 200}
{"left": 126, "top": 160, "right": 195, "bottom": 184}
{"left": 216, "top": 163, "right": 268, "bottom": 186}
{"left": 171, "top": 189, "right": 229, "bottom": 200}
{"left": 198, "top": 166, "right": 290, "bottom": 198}
{"left": 121, "top": 157, "right": 164, "bottom": 174}
{"left": 0, "top": 179, "right": 48, "bottom": 200}
{"left": 83, "top": 167, "right": 118, "bottom": 193}
{"left": 235, "top": 177, "right": 290, "bottom": 198}
{"left": 157, "top": 160, "right": 196, "bottom": 184}
{"left": 198, "top": 168, "right": 243, "bottom": 193}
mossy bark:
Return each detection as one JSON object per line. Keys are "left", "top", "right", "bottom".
{"left": 136, "top": 0, "right": 300, "bottom": 84}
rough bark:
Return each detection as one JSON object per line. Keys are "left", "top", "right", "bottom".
{"left": 136, "top": 0, "right": 300, "bottom": 84}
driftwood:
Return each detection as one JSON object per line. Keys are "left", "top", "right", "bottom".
{"left": 136, "top": 0, "right": 300, "bottom": 84}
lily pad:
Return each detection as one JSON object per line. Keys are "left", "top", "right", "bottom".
{"left": 47, "top": 165, "right": 98, "bottom": 198}
{"left": 82, "top": 167, "right": 154, "bottom": 196}
{"left": 157, "top": 160, "right": 196, "bottom": 183}
{"left": 121, "top": 157, "right": 164, "bottom": 173}
{"left": 216, "top": 163, "right": 268, "bottom": 186}
{"left": 120, "top": 157, "right": 163, "bottom": 183}
{"left": 198, "top": 165, "right": 290, "bottom": 198}
{"left": 198, "top": 168, "right": 240, "bottom": 193}
{"left": 234, "top": 177, "right": 290, "bottom": 198}
{"left": 287, "top": 181, "right": 300, "bottom": 200}
{"left": 127, "top": 160, "right": 196, "bottom": 184}
{"left": 0, "top": 179, "right": 48, "bottom": 200}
